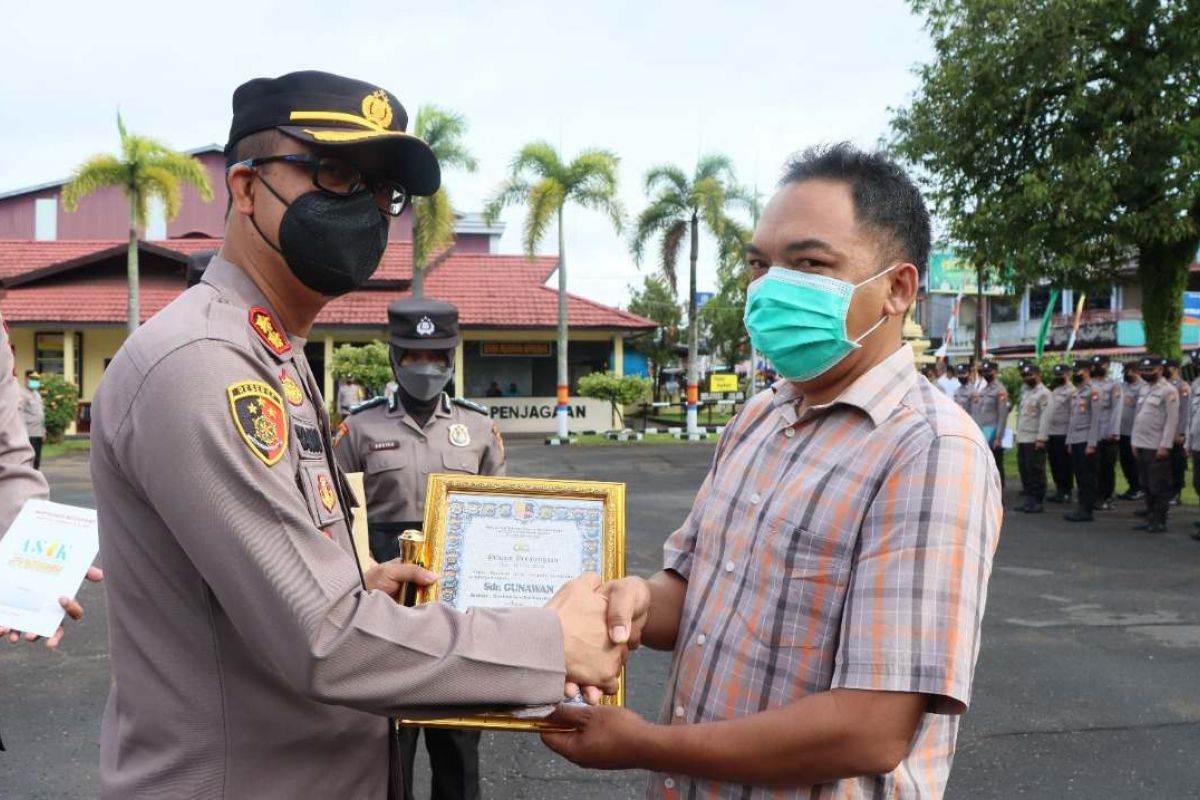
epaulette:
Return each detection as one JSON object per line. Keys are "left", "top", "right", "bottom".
{"left": 349, "top": 396, "right": 386, "bottom": 415}
{"left": 452, "top": 397, "right": 489, "bottom": 415}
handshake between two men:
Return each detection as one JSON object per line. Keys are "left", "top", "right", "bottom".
{"left": 367, "top": 558, "right": 655, "bottom": 706}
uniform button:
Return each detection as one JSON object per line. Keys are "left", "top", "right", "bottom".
{"left": 749, "top": 493, "right": 761, "bottom": 505}
{"left": 784, "top": 426, "right": 796, "bottom": 438}
{"left": 673, "top": 705, "right": 684, "bottom": 718}
{"left": 664, "top": 778, "right": 676, "bottom": 789}
{"left": 422, "top": 466, "right": 429, "bottom": 473}
{"left": 724, "top": 560, "right": 735, "bottom": 572}
{"left": 696, "top": 633, "right": 707, "bottom": 646}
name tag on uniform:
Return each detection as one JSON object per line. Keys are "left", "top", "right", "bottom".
{"left": 370, "top": 440, "right": 400, "bottom": 452}
{"left": 294, "top": 422, "right": 324, "bottom": 459}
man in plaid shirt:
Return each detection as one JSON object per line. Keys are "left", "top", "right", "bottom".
{"left": 543, "top": 144, "right": 1002, "bottom": 799}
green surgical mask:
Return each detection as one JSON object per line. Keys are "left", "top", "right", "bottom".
{"left": 744, "top": 265, "right": 894, "bottom": 381}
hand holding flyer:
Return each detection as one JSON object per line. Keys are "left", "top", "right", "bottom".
{"left": 0, "top": 500, "right": 99, "bottom": 639}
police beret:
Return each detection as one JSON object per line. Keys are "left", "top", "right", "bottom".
{"left": 1051, "top": 363, "right": 1070, "bottom": 376}
{"left": 1020, "top": 363, "right": 1040, "bottom": 376}
{"left": 1090, "top": 354, "right": 1111, "bottom": 366}
{"left": 388, "top": 297, "right": 460, "bottom": 350}
{"left": 1190, "top": 349, "right": 1200, "bottom": 362}
{"left": 979, "top": 359, "right": 997, "bottom": 371}
{"left": 1072, "top": 358, "right": 1091, "bottom": 370}
{"left": 226, "top": 70, "right": 440, "bottom": 196}
{"left": 1140, "top": 355, "right": 1165, "bottom": 369}
{"left": 955, "top": 363, "right": 971, "bottom": 376}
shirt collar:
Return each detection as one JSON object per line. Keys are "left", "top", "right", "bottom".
{"left": 771, "top": 344, "right": 918, "bottom": 428}
{"left": 202, "top": 254, "right": 307, "bottom": 351}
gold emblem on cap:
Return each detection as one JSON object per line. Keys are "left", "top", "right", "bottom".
{"left": 362, "top": 90, "right": 394, "bottom": 130}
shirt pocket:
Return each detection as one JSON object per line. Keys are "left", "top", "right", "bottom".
{"left": 365, "top": 448, "right": 408, "bottom": 476}
{"left": 734, "top": 522, "right": 855, "bottom": 650}
{"left": 441, "top": 450, "right": 480, "bottom": 475}
{"left": 296, "top": 461, "right": 347, "bottom": 531}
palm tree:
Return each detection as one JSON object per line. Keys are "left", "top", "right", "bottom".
{"left": 410, "top": 106, "right": 478, "bottom": 298}
{"left": 484, "top": 143, "right": 624, "bottom": 440}
{"left": 61, "top": 114, "right": 213, "bottom": 335}
{"left": 630, "top": 154, "right": 747, "bottom": 436}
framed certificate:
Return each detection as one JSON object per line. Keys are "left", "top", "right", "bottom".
{"left": 398, "top": 474, "right": 626, "bottom": 732}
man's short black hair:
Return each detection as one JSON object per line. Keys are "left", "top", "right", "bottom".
{"left": 780, "top": 143, "right": 931, "bottom": 276}
{"left": 225, "top": 128, "right": 285, "bottom": 169}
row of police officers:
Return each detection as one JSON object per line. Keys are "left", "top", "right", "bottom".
{"left": 1003, "top": 352, "right": 1200, "bottom": 535}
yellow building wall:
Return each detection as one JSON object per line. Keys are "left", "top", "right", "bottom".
{"left": 81, "top": 328, "right": 127, "bottom": 401}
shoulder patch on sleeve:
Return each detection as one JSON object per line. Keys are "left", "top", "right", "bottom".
{"left": 452, "top": 397, "right": 490, "bottom": 415}
{"left": 228, "top": 380, "right": 288, "bottom": 466}
{"left": 349, "top": 396, "right": 386, "bottom": 415}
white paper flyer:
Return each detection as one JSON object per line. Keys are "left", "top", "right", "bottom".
{"left": 0, "top": 499, "right": 99, "bottom": 638}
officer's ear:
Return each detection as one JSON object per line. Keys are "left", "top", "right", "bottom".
{"left": 226, "top": 164, "right": 257, "bottom": 217}
{"left": 883, "top": 263, "right": 919, "bottom": 317}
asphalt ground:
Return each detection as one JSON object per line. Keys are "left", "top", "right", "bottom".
{"left": 2, "top": 440, "right": 1199, "bottom": 799}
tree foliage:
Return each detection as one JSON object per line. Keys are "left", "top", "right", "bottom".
{"left": 627, "top": 275, "right": 683, "bottom": 398}
{"left": 411, "top": 106, "right": 478, "bottom": 297}
{"left": 329, "top": 342, "right": 393, "bottom": 397}
{"left": 891, "top": 0, "right": 1200, "bottom": 358}
{"left": 576, "top": 371, "right": 652, "bottom": 428}
{"left": 40, "top": 374, "right": 79, "bottom": 443}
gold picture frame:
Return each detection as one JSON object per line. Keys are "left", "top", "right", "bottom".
{"left": 397, "top": 474, "right": 626, "bottom": 732}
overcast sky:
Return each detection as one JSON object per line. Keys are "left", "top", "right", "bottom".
{"left": 0, "top": 0, "right": 931, "bottom": 310}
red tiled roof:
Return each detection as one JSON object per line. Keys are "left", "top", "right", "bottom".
{"left": 0, "top": 238, "right": 656, "bottom": 330}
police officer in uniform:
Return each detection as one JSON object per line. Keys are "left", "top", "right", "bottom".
{"left": 1187, "top": 349, "right": 1200, "bottom": 540}
{"left": 1064, "top": 358, "right": 1101, "bottom": 522}
{"left": 1090, "top": 355, "right": 1122, "bottom": 510}
{"left": 1166, "top": 358, "right": 1190, "bottom": 504}
{"left": 1117, "top": 359, "right": 1144, "bottom": 500}
{"left": 1132, "top": 356, "right": 1179, "bottom": 533}
{"left": 1045, "top": 363, "right": 1074, "bottom": 503}
{"left": 334, "top": 298, "right": 500, "bottom": 800}
{"left": 1014, "top": 363, "right": 1051, "bottom": 513}
{"left": 87, "top": 71, "right": 624, "bottom": 800}
{"left": 953, "top": 362, "right": 975, "bottom": 413}
{"left": 970, "top": 359, "right": 1008, "bottom": 487}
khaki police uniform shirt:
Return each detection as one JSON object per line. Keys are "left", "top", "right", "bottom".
{"left": 969, "top": 379, "right": 1008, "bottom": 442}
{"left": 953, "top": 382, "right": 975, "bottom": 413}
{"left": 334, "top": 391, "right": 506, "bottom": 525}
{"left": 1170, "top": 377, "right": 1190, "bottom": 440}
{"left": 1119, "top": 379, "right": 1144, "bottom": 438}
{"left": 89, "top": 256, "right": 565, "bottom": 800}
{"left": 1132, "top": 379, "right": 1180, "bottom": 451}
{"left": 1187, "top": 377, "right": 1200, "bottom": 451}
{"left": 1016, "top": 382, "right": 1052, "bottom": 444}
{"left": 1093, "top": 377, "right": 1122, "bottom": 441}
{"left": 1065, "top": 380, "right": 1102, "bottom": 447}
{"left": 19, "top": 385, "right": 45, "bottom": 438}
{"left": 1047, "top": 383, "right": 1073, "bottom": 436}
{"left": 0, "top": 317, "right": 48, "bottom": 532}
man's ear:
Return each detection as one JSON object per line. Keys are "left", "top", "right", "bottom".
{"left": 226, "top": 165, "right": 256, "bottom": 216}
{"left": 885, "top": 263, "right": 920, "bottom": 316}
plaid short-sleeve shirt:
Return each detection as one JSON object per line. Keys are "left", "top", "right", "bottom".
{"left": 651, "top": 345, "right": 1002, "bottom": 800}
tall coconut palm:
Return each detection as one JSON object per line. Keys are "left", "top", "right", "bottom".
{"left": 484, "top": 143, "right": 624, "bottom": 440}
{"left": 410, "top": 106, "right": 478, "bottom": 298}
{"left": 61, "top": 114, "right": 213, "bottom": 335}
{"left": 630, "top": 154, "right": 747, "bottom": 435}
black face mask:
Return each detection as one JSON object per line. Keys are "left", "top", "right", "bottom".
{"left": 981, "top": 371, "right": 995, "bottom": 382}
{"left": 1052, "top": 377, "right": 1066, "bottom": 387}
{"left": 1142, "top": 372, "right": 1159, "bottom": 383}
{"left": 958, "top": 377, "right": 970, "bottom": 385}
{"left": 1091, "top": 369, "right": 1107, "bottom": 380}
{"left": 1071, "top": 374, "right": 1085, "bottom": 386}
{"left": 1023, "top": 378, "right": 1038, "bottom": 388}
{"left": 253, "top": 178, "right": 389, "bottom": 296}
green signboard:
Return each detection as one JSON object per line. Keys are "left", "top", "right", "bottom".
{"left": 927, "top": 250, "right": 1011, "bottom": 296}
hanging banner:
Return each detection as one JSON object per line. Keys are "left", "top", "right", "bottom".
{"left": 1183, "top": 292, "right": 1200, "bottom": 325}
{"left": 927, "top": 251, "right": 1010, "bottom": 296}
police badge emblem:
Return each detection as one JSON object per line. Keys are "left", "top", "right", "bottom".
{"left": 317, "top": 473, "right": 337, "bottom": 512}
{"left": 415, "top": 316, "right": 436, "bottom": 336}
{"left": 228, "top": 381, "right": 288, "bottom": 466}
{"left": 448, "top": 423, "right": 471, "bottom": 447}
{"left": 279, "top": 369, "right": 304, "bottom": 407}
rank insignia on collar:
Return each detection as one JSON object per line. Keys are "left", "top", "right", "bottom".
{"left": 317, "top": 473, "right": 337, "bottom": 512}
{"left": 249, "top": 306, "right": 292, "bottom": 357}
{"left": 279, "top": 369, "right": 304, "bottom": 406}
{"left": 228, "top": 381, "right": 288, "bottom": 466}
{"left": 449, "top": 423, "right": 471, "bottom": 447}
